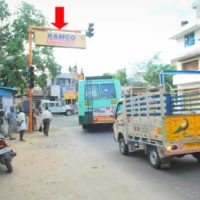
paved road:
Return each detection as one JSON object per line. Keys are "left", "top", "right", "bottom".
{"left": 1, "top": 115, "right": 200, "bottom": 200}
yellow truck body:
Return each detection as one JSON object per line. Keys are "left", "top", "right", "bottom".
{"left": 113, "top": 87, "right": 200, "bottom": 168}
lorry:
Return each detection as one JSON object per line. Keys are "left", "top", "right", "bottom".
{"left": 113, "top": 70, "right": 200, "bottom": 169}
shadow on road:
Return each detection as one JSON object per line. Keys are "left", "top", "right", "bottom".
{"left": 82, "top": 125, "right": 114, "bottom": 134}
{"left": 110, "top": 149, "right": 200, "bottom": 174}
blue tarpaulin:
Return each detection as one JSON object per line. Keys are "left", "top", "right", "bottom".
{"left": 0, "top": 87, "right": 18, "bottom": 97}
{"left": 0, "top": 89, "right": 12, "bottom": 97}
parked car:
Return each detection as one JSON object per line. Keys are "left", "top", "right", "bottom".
{"left": 40, "top": 100, "right": 74, "bottom": 116}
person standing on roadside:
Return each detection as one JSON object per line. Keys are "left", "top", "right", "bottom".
{"left": 41, "top": 106, "right": 52, "bottom": 136}
{"left": 16, "top": 108, "right": 26, "bottom": 141}
{"left": 7, "top": 107, "right": 16, "bottom": 140}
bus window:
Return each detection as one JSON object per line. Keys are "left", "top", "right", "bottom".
{"left": 85, "top": 84, "right": 100, "bottom": 100}
{"left": 100, "top": 83, "right": 116, "bottom": 99}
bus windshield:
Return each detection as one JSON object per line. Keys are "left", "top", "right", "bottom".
{"left": 100, "top": 83, "right": 116, "bottom": 99}
{"left": 85, "top": 83, "right": 116, "bottom": 100}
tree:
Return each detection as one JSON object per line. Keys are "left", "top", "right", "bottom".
{"left": 0, "top": 1, "right": 61, "bottom": 93}
{"left": 0, "top": 0, "right": 10, "bottom": 66}
{"left": 103, "top": 69, "right": 128, "bottom": 86}
{"left": 102, "top": 73, "right": 113, "bottom": 77}
{"left": 113, "top": 69, "right": 128, "bottom": 86}
{"left": 143, "top": 53, "right": 176, "bottom": 91}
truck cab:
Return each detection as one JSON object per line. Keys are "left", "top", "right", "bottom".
{"left": 113, "top": 99, "right": 124, "bottom": 141}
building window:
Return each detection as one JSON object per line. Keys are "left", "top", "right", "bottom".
{"left": 184, "top": 32, "right": 195, "bottom": 47}
{"left": 182, "top": 60, "right": 198, "bottom": 70}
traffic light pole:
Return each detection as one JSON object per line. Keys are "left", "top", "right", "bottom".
{"left": 28, "top": 27, "right": 33, "bottom": 132}
{"left": 27, "top": 26, "right": 82, "bottom": 132}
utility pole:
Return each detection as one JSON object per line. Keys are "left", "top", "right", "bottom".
{"left": 28, "top": 27, "right": 33, "bottom": 132}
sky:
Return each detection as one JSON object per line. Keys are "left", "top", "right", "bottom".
{"left": 6, "top": 0, "right": 196, "bottom": 76}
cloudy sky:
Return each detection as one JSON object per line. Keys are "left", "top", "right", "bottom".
{"left": 7, "top": 0, "right": 196, "bottom": 76}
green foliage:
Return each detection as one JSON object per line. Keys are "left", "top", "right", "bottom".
{"left": 102, "top": 73, "right": 113, "bottom": 77}
{"left": 35, "top": 73, "right": 47, "bottom": 88}
{"left": 128, "top": 80, "right": 147, "bottom": 87}
{"left": 103, "top": 69, "right": 128, "bottom": 86}
{"left": 0, "top": 0, "right": 10, "bottom": 21}
{"left": 113, "top": 69, "right": 128, "bottom": 86}
{"left": 0, "top": 0, "right": 61, "bottom": 92}
{"left": 143, "top": 63, "right": 176, "bottom": 87}
{"left": 142, "top": 53, "right": 176, "bottom": 91}
{"left": 0, "top": 0, "right": 10, "bottom": 64}
{"left": 12, "top": 2, "right": 46, "bottom": 42}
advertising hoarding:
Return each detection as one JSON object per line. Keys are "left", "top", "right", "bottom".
{"left": 35, "top": 31, "right": 86, "bottom": 49}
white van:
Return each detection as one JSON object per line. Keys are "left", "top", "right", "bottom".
{"left": 40, "top": 100, "right": 74, "bottom": 116}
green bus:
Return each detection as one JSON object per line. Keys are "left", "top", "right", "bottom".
{"left": 78, "top": 76, "right": 121, "bottom": 129}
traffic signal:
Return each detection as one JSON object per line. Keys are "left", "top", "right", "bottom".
{"left": 86, "top": 23, "right": 94, "bottom": 38}
{"left": 27, "top": 66, "right": 34, "bottom": 88}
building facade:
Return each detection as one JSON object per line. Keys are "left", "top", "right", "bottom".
{"left": 170, "top": 1, "right": 200, "bottom": 90}
{"left": 50, "top": 67, "right": 84, "bottom": 105}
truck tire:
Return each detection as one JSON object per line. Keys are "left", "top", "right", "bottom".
{"left": 193, "top": 153, "right": 200, "bottom": 162}
{"left": 148, "top": 147, "right": 161, "bottom": 169}
{"left": 82, "top": 125, "right": 87, "bottom": 129}
{"left": 119, "top": 137, "right": 129, "bottom": 155}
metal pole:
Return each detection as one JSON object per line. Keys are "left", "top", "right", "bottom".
{"left": 28, "top": 27, "right": 33, "bottom": 132}
{"left": 26, "top": 26, "right": 83, "bottom": 131}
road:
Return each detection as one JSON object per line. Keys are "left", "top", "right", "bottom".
{"left": 1, "top": 115, "right": 200, "bottom": 200}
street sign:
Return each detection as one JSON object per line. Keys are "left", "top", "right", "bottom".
{"left": 34, "top": 30, "right": 86, "bottom": 49}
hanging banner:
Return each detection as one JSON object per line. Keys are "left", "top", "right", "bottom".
{"left": 34, "top": 30, "right": 86, "bottom": 49}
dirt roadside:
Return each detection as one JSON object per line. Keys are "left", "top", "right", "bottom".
{"left": 0, "top": 120, "right": 144, "bottom": 200}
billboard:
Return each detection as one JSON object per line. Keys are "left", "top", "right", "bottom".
{"left": 64, "top": 92, "right": 77, "bottom": 99}
{"left": 35, "top": 31, "right": 86, "bottom": 49}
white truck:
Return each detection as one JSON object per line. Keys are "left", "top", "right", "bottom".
{"left": 113, "top": 71, "right": 200, "bottom": 169}
{"left": 40, "top": 100, "right": 74, "bottom": 116}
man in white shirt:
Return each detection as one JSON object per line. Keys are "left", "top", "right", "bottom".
{"left": 41, "top": 106, "right": 53, "bottom": 136}
{"left": 16, "top": 108, "right": 26, "bottom": 141}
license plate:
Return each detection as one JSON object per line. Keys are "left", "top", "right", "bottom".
{"left": 184, "top": 142, "right": 200, "bottom": 150}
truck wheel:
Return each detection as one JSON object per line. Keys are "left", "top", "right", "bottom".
{"left": 82, "top": 125, "right": 87, "bottom": 129}
{"left": 193, "top": 153, "right": 200, "bottom": 161}
{"left": 5, "top": 158, "right": 13, "bottom": 173}
{"left": 66, "top": 110, "right": 72, "bottom": 116}
{"left": 119, "top": 137, "right": 129, "bottom": 155}
{"left": 148, "top": 147, "right": 161, "bottom": 169}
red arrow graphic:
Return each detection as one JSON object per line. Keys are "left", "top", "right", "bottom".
{"left": 51, "top": 7, "right": 68, "bottom": 29}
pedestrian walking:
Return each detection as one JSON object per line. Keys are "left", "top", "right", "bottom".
{"left": 41, "top": 106, "right": 52, "bottom": 136}
{"left": 7, "top": 107, "right": 16, "bottom": 140}
{"left": 16, "top": 108, "right": 27, "bottom": 141}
